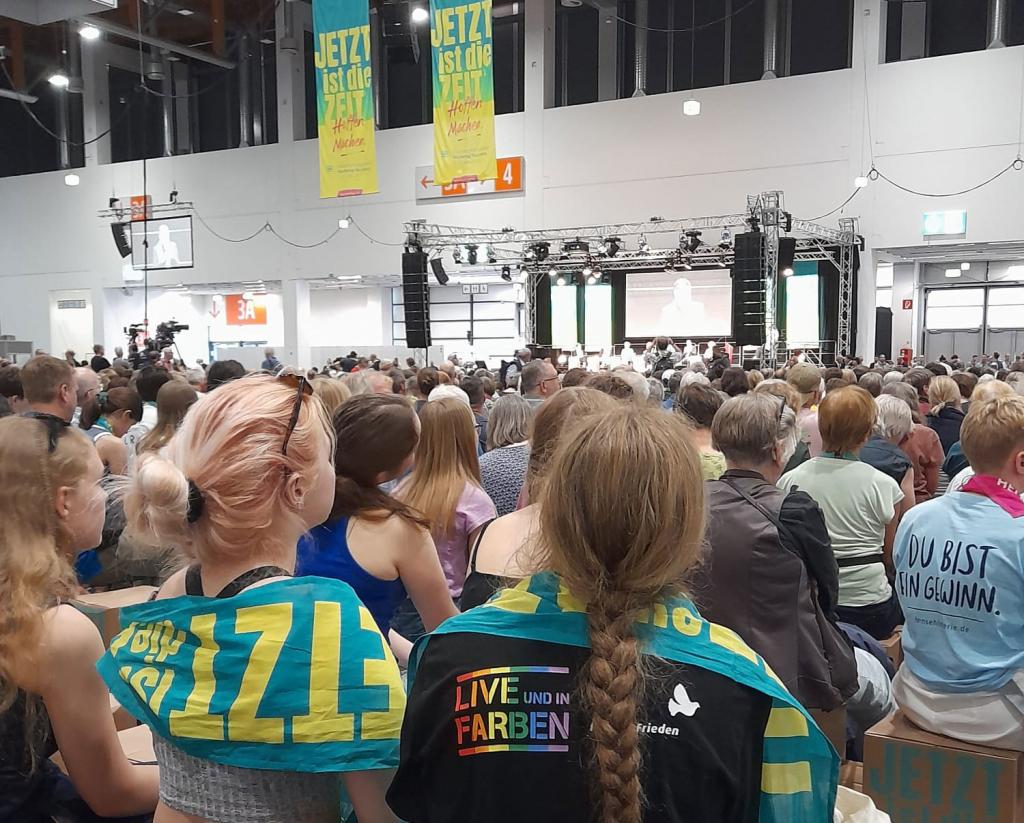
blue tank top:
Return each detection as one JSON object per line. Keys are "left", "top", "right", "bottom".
{"left": 297, "top": 517, "right": 407, "bottom": 636}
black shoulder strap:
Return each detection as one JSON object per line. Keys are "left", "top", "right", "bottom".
{"left": 468, "top": 518, "right": 496, "bottom": 573}
{"left": 184, "top": 564, "right": 292, "bottom": 598}
{"left": 184, "top": 565, "right": 204, "bottom": 596}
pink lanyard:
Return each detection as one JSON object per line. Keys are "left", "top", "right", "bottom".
{"left": 962, "top": 474, "right": 1024, "bottom": 518}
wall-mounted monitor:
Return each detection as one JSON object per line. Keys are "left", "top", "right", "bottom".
{"left": 131, "top": 215, "right": 194, "bottom": 271}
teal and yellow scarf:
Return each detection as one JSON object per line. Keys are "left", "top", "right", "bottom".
{"left": 97, "top": 577, "right": 405, "bottom": 773}
{"left": 412, "top": 573, "right": 838, "bottom": 821}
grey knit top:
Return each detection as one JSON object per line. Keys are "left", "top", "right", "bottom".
{"left": 154, "top": 735, "right": 344, "bottom": 822}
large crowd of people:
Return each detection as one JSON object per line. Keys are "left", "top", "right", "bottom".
{"left": 1, "top": 338, "right": 1023, "bottom": 822}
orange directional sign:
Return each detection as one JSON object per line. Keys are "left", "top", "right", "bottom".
{"left": 416, "top": 157, "right": 524, "bottom": 203}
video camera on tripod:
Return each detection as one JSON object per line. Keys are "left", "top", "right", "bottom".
{"left": 122, "top": 320, "right": 190, "bottom": 368}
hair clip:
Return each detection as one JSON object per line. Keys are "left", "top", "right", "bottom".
{"left": 186, "top": 479, "right": 206, "bottom": 524}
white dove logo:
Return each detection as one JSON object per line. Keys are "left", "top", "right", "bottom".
{"left": 668, "top": 684, "right": 700, "bottom": 717}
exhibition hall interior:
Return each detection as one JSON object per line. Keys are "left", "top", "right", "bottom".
{"left": 2, "top": 0, "right": 1024, "bottom": 821}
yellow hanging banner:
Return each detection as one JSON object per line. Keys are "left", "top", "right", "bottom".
{"left": 430, "top": 0, "right": 497, "bottom": 186}
{"left": 313, "top": 0, "right": 378, "bottom": 197}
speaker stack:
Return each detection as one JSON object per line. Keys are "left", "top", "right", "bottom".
{"left": 731, "top": 232, "right": 766, "bottom": 346}
{"left": 402, "top": 250, "right": 431, "bottom": 349}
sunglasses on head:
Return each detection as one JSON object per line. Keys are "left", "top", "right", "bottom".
{"left": 24, "top": 412, "right": 70, "bottom": 454}
{"left": 277, "top": 373, "right": 313, "bottom": 456}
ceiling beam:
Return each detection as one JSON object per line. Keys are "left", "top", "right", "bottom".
{"left": 74, "top": 14, "right": 236, "bottom": 68}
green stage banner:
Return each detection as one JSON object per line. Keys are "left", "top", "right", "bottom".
{"left": 313, "top": 0, "right": 378, "bottom": 197}
{"left": 430, "top": 0, "right": 497, "bottom": 185}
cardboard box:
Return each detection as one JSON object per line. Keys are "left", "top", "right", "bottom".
{"left": 809, "top": 705, "right": 847, "bottom": 759}
{"left": 72, "top": 586, "right": 157, "bottom": 647}
{"left": 879, "top": 628, "right": 904, "bottom": 671}
{"left": 864, "top": 712, "right": 1024, "bottom": 823}
{"left": 840, "top": 761, "right": 864, "bottom": 793}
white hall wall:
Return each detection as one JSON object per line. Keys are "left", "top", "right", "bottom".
{"left": 2, "top": 0, "right": 1024, "bottom": 361}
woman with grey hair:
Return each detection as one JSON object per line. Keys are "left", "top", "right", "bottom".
{"left": 478, "top": 394, "right": 533, "bottom": 516}
{"left": 646, "top": 377, "right": 665, "bottom": 407}
{"left": 860, "top": 395, "right": 917, "bottom": 518}
{"left": 696, "top": 393, "right": 860, "bottom": 712}
{"left": 883, "top": 382, "right": 943, "bottom": 502}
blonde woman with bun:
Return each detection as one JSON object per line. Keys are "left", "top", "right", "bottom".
{"left": 925, "top": 375, "right": 965, "bottom": 455}
{"left": 388, "top": 405, "right": 838, "bottom": 823}
{"left": 98, "top": 374, "right": 404, "bottom": 823}
{"left": 0, "top": 416, "right": 158, "bottom": 820}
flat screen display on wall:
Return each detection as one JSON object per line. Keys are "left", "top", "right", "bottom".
{"left": 131, "top": 215, "right": 194, "bottom": 271}
{"left": 625, "top": 270, "right": 733, "bottom": 338}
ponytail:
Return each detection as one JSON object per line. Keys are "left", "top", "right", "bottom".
{"left": 537, "top": 406, "right": 706, "bottom": 823}
{"left": 122, "top": 452, "right": 193, "bottom": 555}
{"left": 80, "top": 387, "right": 143, "bottom": 431}
{"left": 331, "top": 474, "right": 429, "bottom": 530}
{"left": 582, "top": 592, "right": 645, "bottom": 823}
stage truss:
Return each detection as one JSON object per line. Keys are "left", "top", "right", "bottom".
{"left": 404, "top": 191, "right": 860, "bottom": 370}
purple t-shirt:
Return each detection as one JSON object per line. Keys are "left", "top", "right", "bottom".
{"left": 435, "top": 482, "right": 497, "bottom": 598}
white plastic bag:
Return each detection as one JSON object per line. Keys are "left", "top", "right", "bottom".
{"left": 833, "top": 786, "right": 891, "bottom": 823}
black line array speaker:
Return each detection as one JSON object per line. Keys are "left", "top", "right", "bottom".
{"left": 731, "top": 232, "right": 766, "bottom": 346}
{"left": 402, "top": 250, "right": 431, "bottom": 349}
{"left": 111, "top": 222, "right": 132, "bottom": 258}
{"left": 875, "top": 306, "right": 893, "bottom": 360}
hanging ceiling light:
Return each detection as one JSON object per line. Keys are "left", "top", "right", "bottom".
{"left": 64, "top": 172, "right": 80, "bottom": 187}
{"left": 683, "top": 99, "right": 701, "bottom": 116}
{"left": 411, "top": 6, "right": 429, "bottom": 23}
{"left": 79, "top": 25, "right": 101, "bottom": 40}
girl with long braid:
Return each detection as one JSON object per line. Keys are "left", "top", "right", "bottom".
{"left": 388, "top": 404, "right": 837, "bottom": 822}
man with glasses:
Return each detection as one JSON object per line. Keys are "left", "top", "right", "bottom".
{"left": 520, "top": 359, "right": 560, "bottom": 408}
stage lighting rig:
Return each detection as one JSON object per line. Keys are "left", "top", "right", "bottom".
{"left": 720, "top": 228, "right": 732, "bottom": 247}
{"left": 527, "top": 242, "right": 550, "bottom": 262}
{"left": 597, "top": 237, "right": 621, "bottom": 257}
{"left": 465, "top": 244, "right": 479, "bottom": 265}
{"left": 501, "top": 265, "right": 512, "bottom": 282}
{"left": 562, "top": 239, "right": 589, "bottom": 254}
{"left": 639, "top": 236, "right": 651, "bottom": 253}
{"left": 683, "top": 231, "right": 702, "bottom": 253}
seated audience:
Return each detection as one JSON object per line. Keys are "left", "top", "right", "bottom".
{"left": 397, "top": 397, "right": 497, "bottom": 622}
{"left": 925, "top": 375, "right": 966, "bottom": 455}
{"left": 0, "top": 364, "right": 28, "bottom": 414}
{"left": 21, "top": 355, "right": 77, "bottom": 423}
{"left": 460, "top": 376, "right": 489, "bottom": 451}
{"left": 952, "top": 371, "right": 978, "bottom": 413}
{"left": 0, "top": 415, "right": 158, "bottom": 820}
{"left": 311, "top": 375, "right": 353, "bottom": 418}
{"left": 79, "top": 387, "right": 143, "bottom": 476}
{"left": 779, "top": 386, "right": 904, "bottom": 640}
{"left": 72, "top": 367, "right": 100, "bottom": 427}
{"left": 893, "top": 395, "right": 1024, "bottom": 750}
{"left": 859, "top": 372, "right": 883, "bottom": 398}
{"left": 698, "top": 393, "right": 859, "bottom": 711}
{"left": 883, "top": 382, "right": 943, "bottom": 503}
{"left": 786, "top": 362, "right": 824, "bottom": 457}
{"left": 753, "top": 379, "right": 810, "bottom": 472}
{"left": 859, "top": 395, "right": 917, "bottom": 514}
{"left": 462, "top": 388, "right": 617, "bottom": 611}
{"left": 520, "top": 360, "right": 560, "bottom": 407}
{"left": 904, "top": 368, "right": 933, "bottom": 418}
{"left": 561, "top": 367, "right": 589, "bottom": 388}
{"left": 478, "top": 394, "right": 533, "bottom": 517}
{"left": 675, "top": 383, "right": 727, "bottom": 480}
{"left": 203, "top": 358, "right": 245, "bottom": 392}
{"left": 388, "top": 405, "right": 837, "bottom": 822}
{"left": 122, "top": 367, "right": 170, "bottom": 463}
{"left": 414, "top": 367, "right": 439, "bottom": 412}
{"left": 587, "top": 371, "right": 634, "bottom": 399}
{"left": 136, "top": 380, "right": 198, "bottom": 456}
{"left": 106, "top": 374, "right": 403, "bottom": 822}
{"left": 720, "top": 367, "right": 749, "bottom": 397}
{"left": 90, "top": 344, "right": 111, "bottom": 373}
{"left": 298, "top": 394, "right": 457, "bottom": 665}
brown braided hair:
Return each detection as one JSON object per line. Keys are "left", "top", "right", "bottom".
{"left": 536, "top": 405, "right": 706, "bottom": 823}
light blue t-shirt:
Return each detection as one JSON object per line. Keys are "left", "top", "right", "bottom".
{"left": 894, "top": 492, "right": 1024, "bottom": 693}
